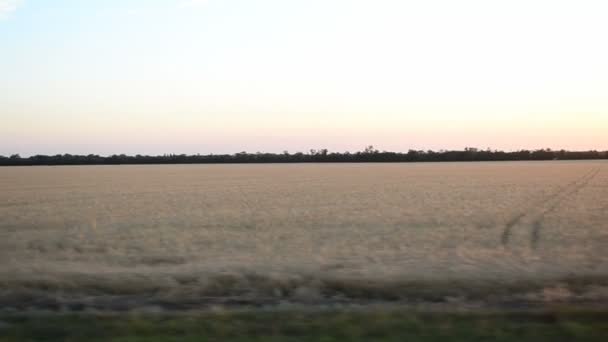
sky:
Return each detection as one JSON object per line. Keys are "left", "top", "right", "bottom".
{"left": 1, "top": 0, "right": 607, "bottom": 156}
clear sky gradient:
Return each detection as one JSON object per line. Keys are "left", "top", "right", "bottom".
{"left": 1, "top": 0, "right": 607, "bottom": 156}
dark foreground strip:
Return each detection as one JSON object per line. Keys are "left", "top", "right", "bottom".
{"left": 3, "top": 274, "right": 608, "bottom": 312}
{"left": 1, "top": 310, "right": 607, "bottom": 342}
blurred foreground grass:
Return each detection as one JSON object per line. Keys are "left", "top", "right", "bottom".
{"left": 1, "top": 309, "right": 607, "bottom": 341}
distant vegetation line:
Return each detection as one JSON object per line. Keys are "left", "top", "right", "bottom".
{"left": 1, "top": 146, "right": 607, "bottom": 166}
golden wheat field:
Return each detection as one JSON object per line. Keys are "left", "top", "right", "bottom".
{"left": 1, "top": 161, "right": 607, "bottom": 310}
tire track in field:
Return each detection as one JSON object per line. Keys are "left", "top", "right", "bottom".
{"left": 529, "top": 166, "right": 601, "bottom": 249}
{"left": 500, "top": 167, "right": 596, "bottom": 245}
{"left": 500, "top": 166, "right": 601, "bottom": 248}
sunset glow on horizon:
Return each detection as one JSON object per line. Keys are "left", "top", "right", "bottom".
{"left": 1, "top": 0, "right": 607, "bottom": 156}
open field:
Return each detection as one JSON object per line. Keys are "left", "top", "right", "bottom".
{"left": 1, "top": 161, "right": 608, "bottom": 310}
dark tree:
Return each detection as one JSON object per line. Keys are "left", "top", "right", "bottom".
{"left": 0, "top": 147, "right": 606, "bottom": 166}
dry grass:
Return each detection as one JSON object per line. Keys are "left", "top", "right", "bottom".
{"left": 1, "top": 161, "right": 607, "bottom": 310}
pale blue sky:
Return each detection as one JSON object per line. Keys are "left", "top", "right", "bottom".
{"left": 1, "top": 0, "right": 607, "bottom": 156}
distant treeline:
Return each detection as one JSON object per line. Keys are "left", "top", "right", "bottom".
{"left": 1, "top": 147, "right": 607, "bottom": 166}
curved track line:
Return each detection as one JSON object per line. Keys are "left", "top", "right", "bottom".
{"left": 500, "top": 167, "right": 600, "bottom": 247}
{"left": 529, "top": 167, "right": 601, "bottom": 249}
